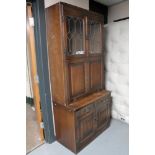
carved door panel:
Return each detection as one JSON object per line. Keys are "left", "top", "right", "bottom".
{"left": 68, "top": 62, "right": 87, "bottom": 101}
{"left": 89, "top": 60, "right": 103, "bottom": 92}
{"left": 76, "top": 106, "right": 95, "bottom": 146}
{"left": 95, "top": 100, "right": 110, "bottom": 132}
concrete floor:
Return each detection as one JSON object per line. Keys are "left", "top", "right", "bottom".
{"left": 28, "top": 119, "right": 128, "bottom": 155}
{"left": 26, "top": 104, "right": 42, "bottom": 153}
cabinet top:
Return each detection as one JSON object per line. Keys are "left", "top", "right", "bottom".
{"left": 46, "top": 2, "right": 104, "bottom": 22}
{"left": 68, "top": 90, "right": 111, "bottom": 111}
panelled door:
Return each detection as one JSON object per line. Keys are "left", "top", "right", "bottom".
{"left": 63, "top": 5, "right": 88, "bottom": 102}
{"left": 87, "top": 15, "right": 105, "bottom": 92}
{"left": 95, "top": 100, "right": 110, "bottom": 132}
{"left": 68, "top": 61, "right": 87, "bottom": 101}
{"left": 89, "top": 58, "right": 103, "bottom": 92}
{"left": 75, "top": 99, "right": 110, "bottom": 148}
{"left": 75, "top": 105, "right": 95, "bottom": 147}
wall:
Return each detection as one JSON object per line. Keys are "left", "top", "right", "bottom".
{"left": 108, "top": 0, "right": 129, "bottom": 23}
{"left": 26, "top": 44, "right": 33, "bottom": 98}
{"left": 104, "top": 1, "right": 129, "bottom": 123}
{"left": 44, "top": 0, "right": 89, "bottom": 9}
{"left": 104, "top": 20, "right": 129, "bottom": 123}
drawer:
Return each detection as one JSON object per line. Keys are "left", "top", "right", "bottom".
{"left": 96, "top": 95, "right": 111, "bottom": 104}
{"left": 76, "top": 104, "right": 94, "bottom": 117}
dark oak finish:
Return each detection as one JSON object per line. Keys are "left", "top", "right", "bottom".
{"left": 46, "top": 4, "right": 67, "bottom": 105}
{"left": 46, "top": 2, "right": 112, "bottom": 153}
{"left": 53, "top": 91, "right": 111, "bottom": 153}
{"left": 89, "top": 60, "right": 103, "bottom": 91}
{"left": 53, "top": 103, "right": 76, "bottom": 152}
{"left": 69, "top": 62, "right": 86, "bottom": 100}
{"left": 46, "top": 2, "right": 105, "bottom": 104}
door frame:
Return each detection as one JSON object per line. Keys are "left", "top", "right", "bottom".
{"left": 27, "top": 0, "right": 55, "bottom": 143}
{"left": 26, "top": 3, "right": 44, "bottom": 142}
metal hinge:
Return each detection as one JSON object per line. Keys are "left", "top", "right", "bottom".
{"left": 40, "top": 122, "right": 44, "bottom": 129}
{"left": 29, "top": 17, "right": 34, "bottom": 27}
{"left": 34, "top": 75, "right": 39, "bottom": 83}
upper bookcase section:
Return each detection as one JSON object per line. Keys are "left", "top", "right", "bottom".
{"left": 60, "top": 2, "right": 104, "bottom": 57}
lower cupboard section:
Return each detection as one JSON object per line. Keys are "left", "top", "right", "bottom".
{"left": 53, "top": 92, "right": 112, "bottom": 153}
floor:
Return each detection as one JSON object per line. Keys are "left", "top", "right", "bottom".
{"left": 28, "top": 119, "right": 129, "bottom": 155}
{"left": 26, "top": 104, "right": 42, "bottom": 153}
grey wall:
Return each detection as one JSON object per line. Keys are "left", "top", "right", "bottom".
{"left": 108, "top": 0, "right": 129, "bottom": 23}
{"left": 104, "top": 1, "right": 129, "bottom": 124}
{"left": 104, "top": 20, "right": 129, "bottom": 124}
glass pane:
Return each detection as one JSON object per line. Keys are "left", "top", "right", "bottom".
{"left": 65, "top": 16, "right": 84, "bottom": 55}
{"left": 88, "top": 21, "right": 102, "bottom": 54}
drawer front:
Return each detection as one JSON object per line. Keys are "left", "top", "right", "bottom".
{"left": 96, "top": 95, "right": 111, "bottom": 105}
{"left": 76, "top": 103, "right": 95, "bottom": 118}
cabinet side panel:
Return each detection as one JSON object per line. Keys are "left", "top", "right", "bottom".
{"left": 53, "top": 104, "right": 76, "bottom": 153}
{"left": 46, "top": 4, "right": 66, "bottom": 104}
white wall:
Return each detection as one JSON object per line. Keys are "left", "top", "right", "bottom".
{"left": 108, "top": 0, "right": 129, "bottom": 23}
{"left": 105, "top": 1, "right": 129, "bottom": 123}
{"left": 26, "top": 44, "right": 33, "bottom": 98}
{"left": 44, "top": 0, "right": 89, "bottom": 9}
{"left": 104, "top": 20, "right": 129, "bottom": 123}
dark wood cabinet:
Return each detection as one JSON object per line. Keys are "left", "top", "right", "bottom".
{"left": 46, "top": 2, "right": 112, "bottom": 153}
{"left": 53, "top": 91, "right": 111, "bottom": 153}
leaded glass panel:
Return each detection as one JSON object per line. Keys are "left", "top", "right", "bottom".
{"left": 65, "top": 16, "right": 84, "bottom": 55}
{"left": 88, "top": 21, "right": 102, "bottom": 54}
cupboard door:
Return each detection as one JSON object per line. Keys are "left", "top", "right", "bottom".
{"left": 62, "top": 3, "right": 87, "bottom": 57}
{"left": 87, "top": 19, "right": 103, "bottom": 55}
{"left": 76, "top": 108, "right": 95, "bottom": 146}
{"left": 68, "top": 62, "right": 86, "bottom": 101}
{"left": 63, "top": 15, "right": 86, "bottom": 57}
{"left": 95, "top": 99, "right": 110, "bottom": 131}
{"left": 89, "top": 60, "right": 103, "bottom": 91}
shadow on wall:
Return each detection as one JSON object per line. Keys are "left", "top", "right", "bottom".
{"left": 104, "top": 20, "right": 129, "bottom": 123}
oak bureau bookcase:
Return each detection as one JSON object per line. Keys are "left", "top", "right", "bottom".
{"left": 46, "top": 2, "right": 112, "bottom": 153}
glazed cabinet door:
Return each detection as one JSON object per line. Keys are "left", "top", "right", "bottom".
{"left": 75, "top": 104, "right": 95, "bottom": 148}
{"left": 62, "top": 4, "right": 86, "bottom": 57}
{"left": 95, "top": 99, "right": 111, "bottom": 132}
{"left": 87, "top": 17, "right": 104, "bottom": 55}
{"left": 87, "top": 15, "right": 104, "bottom": 92}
